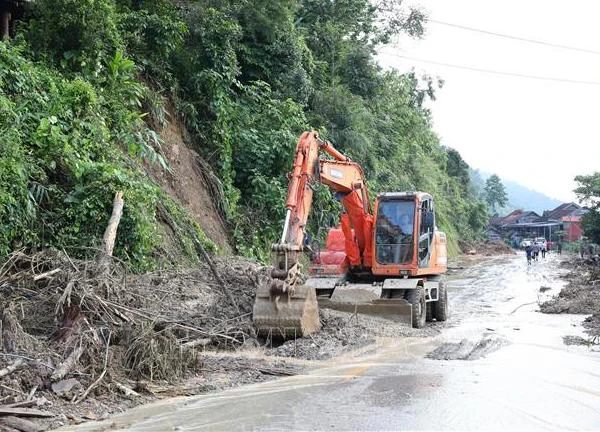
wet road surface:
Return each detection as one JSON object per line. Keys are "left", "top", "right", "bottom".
{"left": 63, "top": 254, "right": 600, "bottom": 431}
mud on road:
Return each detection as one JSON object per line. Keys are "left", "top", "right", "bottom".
{"left": 56, "top": 251, "right": 600, "bottom": 432}
{"left": 540, "top": 255, "right": 600, "bottom": 339}
{"left": 4, "top": 250, "right": 597, "bottom": 431}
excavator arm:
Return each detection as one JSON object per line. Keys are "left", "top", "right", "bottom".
{"left": 270, "top": 131, "right": 374, "bottom": 296}
{"left": 253, "top": 131, "right": 374, "bottom": 338}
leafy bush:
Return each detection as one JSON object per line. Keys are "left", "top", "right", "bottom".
{"left": 23, "top": 0, "right": 121, "bottom": 72}
{"left": 0, "top": 42, "right": 212, "bottom": 270}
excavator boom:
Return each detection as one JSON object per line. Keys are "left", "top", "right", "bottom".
{"left": 253, "top": 131, "right": 373, "bottom": 338}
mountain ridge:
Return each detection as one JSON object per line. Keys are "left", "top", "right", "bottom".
{"left": 470, "top": 169, "right": 563, "bottom": 215}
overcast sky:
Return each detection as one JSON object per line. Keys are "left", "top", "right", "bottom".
{"left": 377, "top": 0, "right": 600, "bottom": 202}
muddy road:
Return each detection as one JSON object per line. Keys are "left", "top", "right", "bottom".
{"left": 61, "top": 254, "right": 600, "bottom": 431}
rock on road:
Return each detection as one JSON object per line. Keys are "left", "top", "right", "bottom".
{"left": 61, "top": 254, "right": 600, "bottom": 431}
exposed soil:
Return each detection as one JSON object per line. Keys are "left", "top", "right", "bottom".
{"left": 583, "top": 314, "right": 600, "bottom": 338}
{"left": 268, "top": 310, "right": 440, "bottom": 361}
{"left": 144, "top": 108, "right": 231, "bottom": 254}
{"left": 459, "top": 240, "right": 515, "bottom": 256}
{"left": 540, "top": 256, "right": 600, "bottom": 343}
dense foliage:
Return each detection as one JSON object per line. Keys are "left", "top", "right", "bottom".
{"left": 1, "top": 0, "right": 488, "bottom": 266}
{"left": 575, "top": 172, "right": 600, "bottom": 244}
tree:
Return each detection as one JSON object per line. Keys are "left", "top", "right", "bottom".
{"left": 484, "top": 174, "right": 508, "bottom": 212}
{"left": 574, "top": 172, "right": 600, "bottom": 243}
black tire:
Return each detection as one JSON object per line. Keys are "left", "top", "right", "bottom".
{"left": 426, "top": 303, "right": 433, "bottom": 322}
{"left": 405, "top": 285, "right": 426, "bottom": 328}
{"left": 433, "top": 281, "right": 448, "bottom": 322}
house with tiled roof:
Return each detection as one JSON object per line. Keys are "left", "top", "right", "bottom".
{"left": 542, "top": 202, "right": 584, "bottom": 222}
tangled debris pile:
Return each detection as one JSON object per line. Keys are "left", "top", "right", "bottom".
{"left": 541, "top": 256, "right": 600, "bottom": 344}
{"left": 540, "top": 256, "right": 600, "bottom": 315}
{"left": 0, "top": 250, "right": 269, "bottom": 430}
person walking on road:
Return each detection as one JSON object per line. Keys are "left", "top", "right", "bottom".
{"left": 557, "top": 242, "right": 563, "bottom": 255}
{"left": 532, "top": 242, "right": 539, "bottom": 261}
{"left": 541, "top": 242, "right": 547, "bottom": 259}
{"left": 525, "top": 244, "right": 533, "bottom": 266}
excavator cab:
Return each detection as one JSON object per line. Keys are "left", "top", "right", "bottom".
{"left": 371, "top": 192, "right": 444, "bottom": 277}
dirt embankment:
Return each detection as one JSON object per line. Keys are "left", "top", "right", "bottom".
{"left": 0, "top": 251, "right": 438, "bottom": 431}
{"left": 540, "top": 256, "right": 600, "bottom": 339}
{"left": 459, "top": 240, "right": 515, "bottom": 257}
{"left": 144, "top": 107, "right": 231, "bottom": 254}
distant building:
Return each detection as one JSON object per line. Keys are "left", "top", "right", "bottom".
{"left": 561, "top": 215, "right": 584, "bottom": 242}
{"left": 489, "top": 202, "right": 587, "bottom": 244}
{"left": 541, "top": 202, "right": 585, "bottom": 222}
{"left": 485, "top": 226, "right": 502, "bottom": 242}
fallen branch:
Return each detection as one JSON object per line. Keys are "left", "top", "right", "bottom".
{"left": 156, "top": 201, "right": 240, "bottom": 314}
{"left": 96, "top": 192, "right": 124, "bottom": 273}
{"left": 0, "top": 407, "right": 53, "bottom": 418}
{"left": 25, "top": 387, "right": 36, "bottom": 402}
{"left": 32, "top": 268, "right": 61, "bottom": 282}
{"left": 74, "top": 333, "right": 110, "bottom": 403}
{"left": 50, "top": 346, "right": 83, "bottom": 381}
{"left": 193, "top": 240, "right": 240, "bottom": 315}
{"left": 181, "top": 338, "right": 211, "bottom": 350}
{"left": 2, "top": 401, "right": 36, "bottom": 409}
{"left": 0, "top": 416, "right": 42, "bottom": 432}
{"left": 509, "top": 301, "right": 538, "bottom": 314}
{"left": 113, "top": 382, "right": 140, "bottom": 399}
{"left": 257, "top": 367, "right": 296, "bottom": 377}
{"left": 0, "top": 359, "right": 24, "bottom": 379}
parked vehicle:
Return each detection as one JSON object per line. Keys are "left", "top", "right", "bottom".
{"left": 534, "top": 237, "right": 547, "bottom": 249}
{"left": 521, "top": 238, "right": 533, "bottom": 248}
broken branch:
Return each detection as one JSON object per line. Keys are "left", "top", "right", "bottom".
{"left": 0, "top": 359, "right": 24, "bottom": 379}
{"left": 96, "top": 192, "right": 124, "bottom": 272}
{"left": 50, "top": 346, "right": 83, "bottom": 381}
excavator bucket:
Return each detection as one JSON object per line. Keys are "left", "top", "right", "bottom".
{"left": 252, "top": 283, "right": 321, "bottom": 339}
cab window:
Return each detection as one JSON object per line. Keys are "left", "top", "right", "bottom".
{"left": 375, "top": 200, "right": 415, "bottom": 264}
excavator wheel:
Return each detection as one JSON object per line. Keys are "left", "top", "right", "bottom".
{"left": 426, "top": 303, "right": 433, "bottom": 322}
{"left": 432, "top": 280, "right": 448, "bottom": 322}
{"left": 405, "top": 285, "right": 426, "bottom": 328}
{"left": 252, "top": 283, "right": 321, "bottom": 340}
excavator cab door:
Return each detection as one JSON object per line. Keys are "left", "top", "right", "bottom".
{"left": 418, "top": 198, "right": 435, "bottom": 268}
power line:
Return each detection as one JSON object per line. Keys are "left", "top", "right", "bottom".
{"left": 378, "top": 52, "right": 600, "bottom": 86}
{"left": 429, "top": 19, "right": 600, "bottom": 56}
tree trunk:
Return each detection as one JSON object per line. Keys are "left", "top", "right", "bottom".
{"left": 96, "top": 192, "right": 124, "bottom": 272}
{"left": 1, "top": 12, "right": 10, "bottom": 41}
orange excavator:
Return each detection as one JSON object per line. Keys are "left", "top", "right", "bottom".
{"left": 252, "top": 131, "right": 448, "bottom": 339}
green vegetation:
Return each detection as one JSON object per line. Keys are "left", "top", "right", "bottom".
{"left": 483, "top": 174, "right": 508, "bottom": 214}
{"left": 0, "top": 0, "right": 488, "bottom": 267}
{"left": 575, "top": 172, "right": 600, "bottom": 244}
